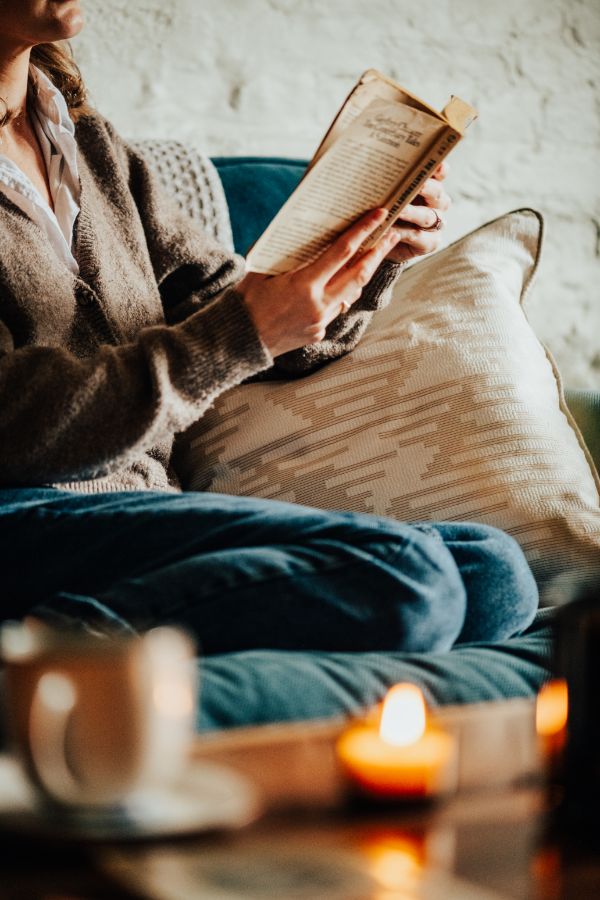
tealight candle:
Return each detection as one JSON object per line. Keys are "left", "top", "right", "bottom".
{"left": 336, "top": 684, "right": 457, "bottom": 801}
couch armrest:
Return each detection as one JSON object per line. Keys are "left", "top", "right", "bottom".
{"left": 565, "top": 389, "right": 600, "bottom": 473}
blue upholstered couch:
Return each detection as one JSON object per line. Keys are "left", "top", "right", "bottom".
{"left": 195, "top": 157, "right": 600, "bottom": 732}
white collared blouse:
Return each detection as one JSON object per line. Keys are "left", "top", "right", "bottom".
{"left": 0, "top": 66, "right": 81, "bottom": 275}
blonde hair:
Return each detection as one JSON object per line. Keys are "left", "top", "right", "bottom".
{"left": 0, "top": 41, "right": 92, "bottom": 129}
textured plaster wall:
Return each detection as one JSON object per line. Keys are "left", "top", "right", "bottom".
{"left": 74, "top": 0, "right": 600, "bottom": 387}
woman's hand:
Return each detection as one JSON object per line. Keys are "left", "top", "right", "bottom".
{"left": 237, "top": 208, "right": 402, "bottom": 358}
{"left": 385, "top": 161, "right": 451, "bottom": 264}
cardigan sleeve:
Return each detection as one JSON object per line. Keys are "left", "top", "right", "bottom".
{"left": 0, "top": 289, "right": 272, "bottom": 485}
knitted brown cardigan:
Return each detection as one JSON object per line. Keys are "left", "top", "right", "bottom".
{"left": 0, "top": 113, "right": 403, "bottom": 494}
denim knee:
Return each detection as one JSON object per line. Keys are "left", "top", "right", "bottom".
{"left": 92, "top": 519, "right": 470, "bottom": 657}
{"left": 431, "top": 522, "right": 539, "bottom": 644}
{"left": 367, "top": 525, "right": 467, "bottom": 654}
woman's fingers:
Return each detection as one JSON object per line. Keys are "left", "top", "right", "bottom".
{"left": 433, "top": 160, "right": 449, "bottom": 181}
{"left": 387, "top": 171, "right": 451, "bottom": 263}
{"left": 395, "top": 203, "right": 444, "bottom": 231}
{"left": 416, "top": 177, "right": 451, "bottom": 210}
{"left": 326, "top": 228, "right": 401, "bottom": 297}
{"left": 387, "top": 224, "right": 441, "bottom": 257}
{"left": 309, "top": 207, "right": 388, "bottom": 284}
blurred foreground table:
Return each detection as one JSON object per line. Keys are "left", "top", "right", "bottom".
{"left": 0, "top": 698, "right": 598, "bottom": 899}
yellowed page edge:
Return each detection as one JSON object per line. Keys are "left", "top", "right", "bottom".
{"left": 246, "top": 100, "right": 446, "bottom": 275}
{"left": 310, "top": 68, "right": 448, "bottom": 169}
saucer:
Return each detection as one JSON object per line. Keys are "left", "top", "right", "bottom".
{"left": 0, "top": 754, "right": 261, "bottom": 841}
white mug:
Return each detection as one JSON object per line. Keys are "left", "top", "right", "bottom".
{"left": 0, "top": 622, "right": 197, "bottom": 810}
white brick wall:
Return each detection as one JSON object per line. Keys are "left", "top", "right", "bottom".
{"left": 74, "top": 0, "right": 600, "bottom": 387}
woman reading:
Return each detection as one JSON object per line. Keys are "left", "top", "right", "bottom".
{"left": 0, "top": 0, "right": 537, "bottom": 654}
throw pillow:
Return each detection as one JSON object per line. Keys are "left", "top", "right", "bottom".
{"left": 176, "top": 209, "right": 600, "bottom": 596}
{"left": 133, "top": 141, "right": 235, "bottom": 251}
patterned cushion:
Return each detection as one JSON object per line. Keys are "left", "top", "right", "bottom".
{"left": 177, "top": 209, "right": 600, "bottom": 594}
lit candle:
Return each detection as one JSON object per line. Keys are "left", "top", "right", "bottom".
{"left": 536, "top": 678, "right": 569, "bottom": 763}
{"left": 336, "top": 684, "right": 457, "bottom": 801}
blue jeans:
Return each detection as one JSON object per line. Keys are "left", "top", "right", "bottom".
{"left": 0, "top": 488, "right": 538, "bottom": 654}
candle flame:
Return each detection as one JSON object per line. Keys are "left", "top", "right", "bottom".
{"left": 536, "top": 679, "right": 568, "bottom": 736}
{"left": 379, "top": 683, "right": 426, "bottom": 747}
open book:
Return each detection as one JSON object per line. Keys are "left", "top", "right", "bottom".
{"left": 246, "top": 70, "right": 477, "bottom": 275}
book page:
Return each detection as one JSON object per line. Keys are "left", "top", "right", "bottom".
{"left": 310, "top": 69, "right": 444, "bottom": 168}
{"left": 246, "top": 99, "right": 445, "bottom": 276}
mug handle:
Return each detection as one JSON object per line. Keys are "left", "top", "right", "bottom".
{"left": 28, "top": 671, "right": 82, "bottom": 806}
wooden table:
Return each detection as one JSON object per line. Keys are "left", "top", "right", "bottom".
{"left": 1, "top": 699, "right": 598, "bottom": 899}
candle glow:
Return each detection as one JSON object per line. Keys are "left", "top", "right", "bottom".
{"left": 536, "top": 679, "right": 568, "bottom": 737}
{"left": 364, "top": 834, "right": 424, "bottom": 891}
{"left": 336, "top": 683, "right": 457, "bottom": 800}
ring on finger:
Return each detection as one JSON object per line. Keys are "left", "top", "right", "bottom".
{"left": 420, "top": 209, "right": 444, "bottom": 232}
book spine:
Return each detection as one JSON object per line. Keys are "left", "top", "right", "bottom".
{"left": 361, "top": 126, "right": 461, "bottom": 251}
